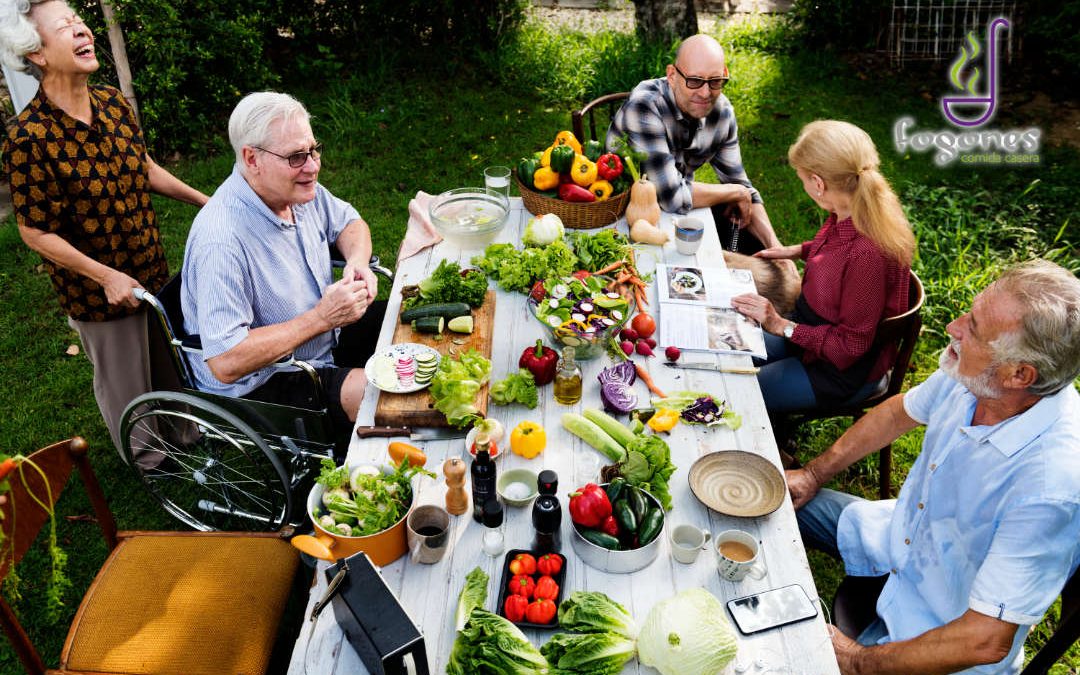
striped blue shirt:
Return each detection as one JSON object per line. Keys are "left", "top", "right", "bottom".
{"left": 181, "top": 166, "right": 359, "bottom": 397}
{"left": 606, "top": 77, "right": 761, "bottom": 214}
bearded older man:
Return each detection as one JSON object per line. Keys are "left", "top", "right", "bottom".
{"left": 787, "top": 259, "right": 1080, "bottom": 674}
{"left": 182, "top": 92, "right": 383, "bottom": 437}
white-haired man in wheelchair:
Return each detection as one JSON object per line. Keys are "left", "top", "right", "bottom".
{"left": 182, "top": 91, "right": 384, "bottom": 438}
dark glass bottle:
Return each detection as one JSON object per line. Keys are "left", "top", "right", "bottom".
{"left": 532, "top": 470, "right": 562, "bottom": 553}
{"left": 471, "top": 439, "right": 496, "bottom": 523}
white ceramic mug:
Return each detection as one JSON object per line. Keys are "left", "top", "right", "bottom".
{"left": 715, "top": 529, "right": 767, "bottom": 581}
{"left": 670, "top": 524, "right": 712, "bottom": 564}
{"left": 407, "top": 505, "right": 451, "bottom": 564}
{"left": 674, "top": 216, "right": 705, "bottom": 255}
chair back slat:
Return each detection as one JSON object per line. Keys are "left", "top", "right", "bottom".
{"left": 572, "top": 92, "right": 630, "bottom": 143}
{"left": 877, "top": 271, "right": 925, "bottom": 399}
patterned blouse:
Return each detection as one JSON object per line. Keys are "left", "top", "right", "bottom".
{"left": 3, "top": 85, "right": 167, "bottom": 322}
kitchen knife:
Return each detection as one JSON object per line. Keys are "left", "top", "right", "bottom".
{"left": 663, "top": 362, "right": 759, "bottom": 375}
{"left": 354, "top": 425, "right": 468, "bottom": 441}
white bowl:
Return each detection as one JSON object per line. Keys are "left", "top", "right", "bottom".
{"left": 429, "top": 188, "right": 509, "bottom": 248}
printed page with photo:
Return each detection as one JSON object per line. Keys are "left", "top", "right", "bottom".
{"left": 656, "top": 264, "right": 767, "bottom": 358}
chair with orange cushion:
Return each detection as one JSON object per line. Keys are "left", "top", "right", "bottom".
{"left": 0, "top": 437, "right": 301, "bottom": 675}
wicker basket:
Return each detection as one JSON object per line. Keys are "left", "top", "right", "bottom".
{"left": 515, "top": 172, "right": 629, "bottom": 229}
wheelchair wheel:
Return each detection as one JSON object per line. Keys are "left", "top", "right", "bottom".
{"left": 120, "top": 391, "right": 292, "bottom": 531}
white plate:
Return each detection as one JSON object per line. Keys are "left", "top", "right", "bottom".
{"left": 364, "top": 343, "right": 441, "bottom": 394}
{"left": 671, "top": 270, "right": 703, "bottom": 294}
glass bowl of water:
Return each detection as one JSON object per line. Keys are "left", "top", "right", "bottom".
{"left": 429, "top": 188, "right": 510, "bottom": 248}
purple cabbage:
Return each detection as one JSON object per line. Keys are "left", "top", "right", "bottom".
{"left": 601, "top": 382, "right": 639, "bottom": 414}
{"left": 597, "top": 360, "right": 637, "bottom": 387}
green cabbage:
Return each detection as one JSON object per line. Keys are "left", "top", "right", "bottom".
{"left": 540, "top": 632, "right": 636, "bottom": 675}
{"left": 523, "top": 213, "right": 565, "bottom": 247}
{"left": 637, "top": 589, "right": 738, "bottom": 675}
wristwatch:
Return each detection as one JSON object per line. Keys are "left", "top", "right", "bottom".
{"left": 782, "top": 322, "right": 796, "bottom": 339}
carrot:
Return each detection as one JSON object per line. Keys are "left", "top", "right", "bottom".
{"left": 0, "top": 457, "right": 18, "bottom": 483}
{"left": 594, "top": 260, "right": 628, "bottom": 275}
{"left": 615, "top": 271, "right": 633, "bottom": 284}
{"left": 635, "top": 364, "right": 666, "bottom": 398}
{"left": 634, "top": 286, "right": 649, "bottom": 308}
{"left": 628, "top": 276, "right": 647, "bottom": 289}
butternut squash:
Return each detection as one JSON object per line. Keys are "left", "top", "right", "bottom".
{"left": 630, "top": 218, "right": 669, "bottom": 245}
{"left": 625, "top": 175, "right": 661, "bottom": 226}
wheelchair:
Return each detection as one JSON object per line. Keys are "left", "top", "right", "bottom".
{"left": 118, "top": 255, "right": 393, "bottom": 533}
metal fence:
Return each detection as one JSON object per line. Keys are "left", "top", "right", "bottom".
{"left": 885, "top": 1, "right": 1020, "bottom": 67}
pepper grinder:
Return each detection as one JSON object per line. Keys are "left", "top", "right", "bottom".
{"left": 443, "top": 457, "right": 468, "bottom": 516}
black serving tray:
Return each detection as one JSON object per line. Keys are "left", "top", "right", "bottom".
{"left": 495, "top": 548, "right": 568, "bottom": 630}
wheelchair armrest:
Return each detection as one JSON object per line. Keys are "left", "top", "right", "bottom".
{"left": 179, "top": 335, "right": 203, "bottom": 351}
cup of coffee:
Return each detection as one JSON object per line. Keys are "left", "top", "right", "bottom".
{"left": 714, "top": 529, "right": 766, "bottom": 582}
{"left": 674, "top": 216, "right": 705, "bottom": 255}
{"left": 670, "top": 524, "right": 711, "bottom": 564}
{"left": 406, "top": 505, "right": 451, "bottom": 564}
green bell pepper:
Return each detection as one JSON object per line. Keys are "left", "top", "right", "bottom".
{"left": 549, "top": 144, "right": 575, "bottom": 174}
{"left": 583, "top": 139, "right": 603, "bottom": 162}
{"left": 517, "top": 157, "right": 540, "bottom": 191}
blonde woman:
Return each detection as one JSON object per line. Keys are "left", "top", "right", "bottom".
{"left": 732, "top": 120, "right": 915, "bottom": 412}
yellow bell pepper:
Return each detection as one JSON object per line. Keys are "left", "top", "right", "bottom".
{"left": 647, "top": 408, "right": 681, "bottom": 432}
{"left": 540, "top": 145, "right": 553, "bottom": 167}
{"left": 570, "top": 154, "right": 597, "bottom": 187}
{"left": 510, "top": 421, "right": 546, "bottom": 459}
{"left": 589, "top": 180, "right": 614, "bottom": 202}
{"left": 533, "top": 166, "right": 559, "bottom": 191}
{"left": 553, "top": 130, "right": 582, "bottom": 155}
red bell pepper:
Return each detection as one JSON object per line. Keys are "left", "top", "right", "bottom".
{"left": 558, "top": 183, "right": 596, "bottom": 203}
{"left": 568, "top": 483, "right": 612, "bottom": 528}
{"left": 504, "top": 594, "right": 529, "bottom": 623}
{"left": 519, "top": 339, "right": 559, "bottom": 386}
{"left": 537, "top": 553, "right": 563, "bottom": 576}
{"left": 509, "top": 574, "right": 536, "bottom": 598}
{"left": 597, "top": 153, "right": 624, "bottom": 181}
{"left": 525, "top": 597, "right": 557, "bottom": 624}
{"left": 508, "top": 552, "right": 537, "bottom": 576}
{"left": 600, "top": 514, "right": 620, "bottom": 537}
{"left": 534, "top": 575, "right": 560, "bottom": 601}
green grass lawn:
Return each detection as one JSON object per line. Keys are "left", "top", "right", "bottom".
{"left": 1, "top": 11, "right": 1077, "bottom": 672}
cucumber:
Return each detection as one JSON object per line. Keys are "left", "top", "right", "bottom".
{"left": 605, "top": 477, "right": 627, "bottom": 503}
{"left": 411, "top": 316, "right": 444, "bottom": 334}
{"left": 583, "top": 408, "right": 636, "bottom": 449}
{"left": 580, "top": 528, "right": 621, "bottom": 550}
{"left": 626, "top": 486, "right": 649, "bottom": 525}
{"left": 561, "top": 413, "right": 626, "bottom": 463}
{"left": 637, "top": 507, "right": 664, "bottom": 546}
{"left": 613, "top": 498, "right": 637, "bottom": 534}
{"left": 400, "top": 302, "right": 471, "bottom": 324}
{"left": 447, "top": 315, "right": 474, "bottom": 334}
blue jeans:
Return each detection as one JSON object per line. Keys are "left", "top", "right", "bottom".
{"left": 754, "top": 332, "right": 817, "bottom": 412}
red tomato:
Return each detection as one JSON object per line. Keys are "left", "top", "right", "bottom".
{"left": 534, "top": 575, "right": 560, "bottom": 601}
{"left": 508, "top": 553, "right": 537, "bottom": 576}
{"left": 537, "top": 553, "right": 563, "bottom": 576}
{"left": 504, "top": 594, "right": 529, "bottom": 622}
{"left": 509, "top": 574, "right": 535, "bottom": 598}
{"left": 631, "top": 312, "right": 656, "bottom": 339}
{"left": 572, "top": 270, "right": 592, "bottom": 280}
{"left": 525, "top": 597, "right": 557, "bottom": 624}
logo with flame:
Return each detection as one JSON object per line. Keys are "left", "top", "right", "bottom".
{"left": 941, "top": 17, "right": 1009, "bottom": 128}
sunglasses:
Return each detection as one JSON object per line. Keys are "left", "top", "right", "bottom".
{"left": 254, "top": 142, "right": 323, "bottom": 168}
{"left": 673, "top": 64, "right": 729, "bottom": 91}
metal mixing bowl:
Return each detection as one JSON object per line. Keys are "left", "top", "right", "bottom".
{"left": 570, "top": 484, "right": 665, "bottom": 573}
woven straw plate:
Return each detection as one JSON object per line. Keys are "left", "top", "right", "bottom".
{"left": 688, "top": 451, "right": 786, "bottom": 518}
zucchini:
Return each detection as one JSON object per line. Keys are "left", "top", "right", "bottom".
{"left": 561, "top": 413, "right": 625, "bottom": 463}
{"left": 583, "top": 408, "right": 636, "bottom": 449}
{"left": 580, "top": 528, "right": 621, "bottom": 550}
{"left": 400, "top": 302, "right": 471, "bottom": 324}
{"left": 637, "top": 507, "right": 664, "bottom": 546}
{"left": 411, "top": 316, "right": 444, "bottom": 334}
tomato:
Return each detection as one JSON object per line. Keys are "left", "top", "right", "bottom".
{"left": 572, "top": 270, "right": 591, "bottom": 280}
{"left": 631, "top": 312, "right": 656, "bottom": 339}
{"left": 504, "top": 594, "right": 529, "bottom": 622}
{"left": 536, "top": 553, "right": 563, "bottom": 576}
{"left": 534, "top": 575, "right": 560, "bottom": 601}
{"left": 509, "top": 574, "right": 535, "bottom": 598}
{"left": 508, "top": 553, "right": 537, "bottom": 576}
{"left": 529, "top": 280, "right": 546, "bottom": 303}
{"left": 525, "top": 597, "right": 557, "bottom": 624}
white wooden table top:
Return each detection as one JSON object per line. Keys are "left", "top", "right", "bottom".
{"left": 288, "top": 198, "right": 840, "bottom": 675}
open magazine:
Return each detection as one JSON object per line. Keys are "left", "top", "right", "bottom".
{"left": 656, "top": 264, "right": 767, "bottom": 358}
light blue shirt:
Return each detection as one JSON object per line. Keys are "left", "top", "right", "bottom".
{"left": 181, "top": 166, "right": 360, "bottom": 397}
{"left": 837, "top": 369, "right": 1080, "bottom": 674}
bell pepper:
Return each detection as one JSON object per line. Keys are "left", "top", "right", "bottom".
{"left": 597, "top": 153, "right": 624, "bottom": 181}
{"left": 532, "top": 166, "right": 559, "bottom": 191}
{"left": 583, "top": 139, "right": 603, "bottom": 162}
{"left": 510, "top": 421, "right": 546, "bottom": 459}
{"left": 508, "top": 552, "right": 537, "bottom": 576}
{"left": 504, "top": 594, "right": 529, "bottom": 623}
{"left": 549, "top": 144, "right": 575, "bottom": 173}
{"left": 519, "top": 339, "right": 558, "bottom": 385}
{"left": 540, "top": 145, "right": 553, "bottom": 167}
{"left": 647, "top": 407, "right": 681, "bottom": 432}
{"left": 525, "top": 597, "right": 557, "bottom": 624}
{"left": 570, "top": 154, "right": 598, "bottom": 187}
{"left": 509, "top": 574, "right": 536, "bottom": 598}
{"left": 589, "top": 180, "right": 613, "bottom": 202}
{"left": 553, "top": 130, "right": 583, "bottom": 155}
{"left": 537, "top": 553, "right": 563, "bottom": 576}
{"left": 558, "top": 183, "right": 596, "bottom": 203}
{"left": 517, "top": 157, "right": 539, "bottom": 191}
{"left": 568, "top": 482, "right": 612, "bottom": 528}
{"left": 600, "top": 514, "right": 620, "bottom": 537}
{"left": 534, "top": 575, "right": 560, "bottom": 601}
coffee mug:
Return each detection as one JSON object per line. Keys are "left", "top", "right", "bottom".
{"left": 674, "top": 216, "right": 705, "bottom": 255}
{"left": 407, "top": 505, "right": 451, "bottom": 564}
{"left": 670, "top": 524, "right": 712, "bottom": 564}
{"left": 715, "top": 529, "right": 767, "bottom": 581}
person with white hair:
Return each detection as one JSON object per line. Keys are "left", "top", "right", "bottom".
{"left": 181, "top": 91, "right": 382, "bottom": 438}
{"left": 0, "top": 0, "right": 208, "bottom": 464}
{"left": 787, "top": 259, "right": 1080, "bottom": 674}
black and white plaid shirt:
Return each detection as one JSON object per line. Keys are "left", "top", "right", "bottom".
{"left": 606, "top": 77, "right": 762, "bottom": 215}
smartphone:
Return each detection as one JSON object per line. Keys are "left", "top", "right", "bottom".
{"left": 726, "top": 584, "right": 818, "bottom": 635}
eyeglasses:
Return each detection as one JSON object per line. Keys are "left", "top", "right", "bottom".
{"left": 254, "top": 142, "right": 323, "bottom": 168}
{"left": 673, "top": 64, "right": 729, "bottom": 91}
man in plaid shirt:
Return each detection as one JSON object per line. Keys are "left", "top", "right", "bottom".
{"left": 607, "top": 34, "right": 780, "bottom": 254}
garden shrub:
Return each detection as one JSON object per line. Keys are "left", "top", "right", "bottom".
{"left": 787, "top": 0, "right": 892, "bottom": 50}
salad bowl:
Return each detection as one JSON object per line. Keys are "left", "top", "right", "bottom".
{"left": 529, "top": 275, "right": 634, "bottom": 359}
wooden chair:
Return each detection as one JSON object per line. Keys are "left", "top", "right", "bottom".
{"left": 571, "top": 92, "right": 629, "bottom": 143}
{"left": 832, "top": 568, "right": 1079, "bottom": 674}
{"left": 784, "top": 270, "right": 925, "bottom": 499}
{"left": 0, "top": 438, "right": 301, "bottom": 675}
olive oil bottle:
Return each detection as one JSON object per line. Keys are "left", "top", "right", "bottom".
{"left": 553, "top": 346, "right": 582, "bottom": 405}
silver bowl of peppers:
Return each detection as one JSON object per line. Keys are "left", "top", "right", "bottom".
{"left": 569, "top": 480, "right": 665, "bottom": 574}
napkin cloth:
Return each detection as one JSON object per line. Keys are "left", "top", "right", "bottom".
{"left": 397, "top": 191, "right": 442, "bottom": 264}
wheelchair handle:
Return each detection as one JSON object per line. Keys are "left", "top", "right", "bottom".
{"left": 133, "top": 287, "right": 148, "bottom": 302}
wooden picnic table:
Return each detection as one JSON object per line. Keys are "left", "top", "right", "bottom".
{"left": 288, "top": 198, "right": 840, "bottom": 675}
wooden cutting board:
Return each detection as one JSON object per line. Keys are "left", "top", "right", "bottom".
{"left": 373, "top": 290, "right": 495, "bottom": 428}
